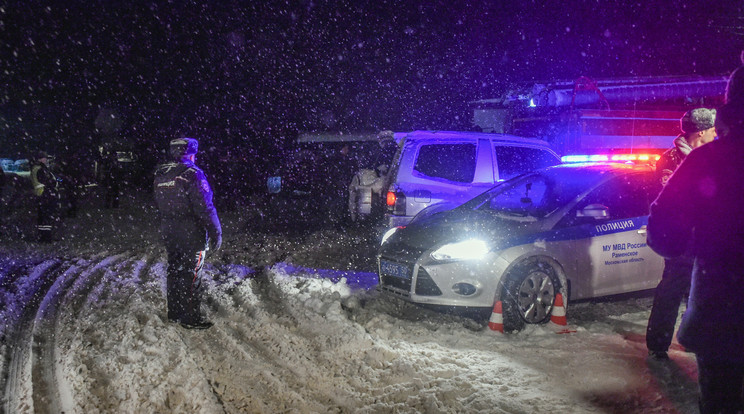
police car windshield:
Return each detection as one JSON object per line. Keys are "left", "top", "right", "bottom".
{"left": 464, "top": 168, "right": 603, "bottom": 219}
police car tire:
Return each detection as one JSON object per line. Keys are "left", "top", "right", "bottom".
{"left": 501, "top": 257, "right": 560, "bottom": 331}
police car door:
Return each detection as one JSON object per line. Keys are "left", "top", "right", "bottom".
{"left": 557, "top": 173, "right": 663, "bottom": 298}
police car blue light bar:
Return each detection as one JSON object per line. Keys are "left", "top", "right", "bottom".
{"left": 561, "top": 154, "right": 661, "bottom": 163}
{"left": 561, "top": 154, "right": 608, "bottom": 162}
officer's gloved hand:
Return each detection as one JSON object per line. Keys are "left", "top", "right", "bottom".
{"left": 210, "top": 235, "right": 222, "bottom": 251}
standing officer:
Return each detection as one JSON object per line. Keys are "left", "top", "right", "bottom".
{"left": 0, "top": 163, "right": 5, "bottom": 235}
{"left": 30, "top": 151, "right": 60, "bottom": 243}
{"left": 646, "top": 108, "right": 717, "bottom": 360}
{"left": 153, "top": 138, "right": 222, "bottom": 329}
{"left": 648, "top": 63, "right": 744, "bottom": 412}
{"left": 99, "top": 148, "right": 121, "bottom": 209}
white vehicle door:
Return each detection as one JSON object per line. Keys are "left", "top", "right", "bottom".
{"left": 403, "top": 139, "right": 493, "bottom": 214}
{"left": 551, "top": 173, "right": 664, "bottom": 299}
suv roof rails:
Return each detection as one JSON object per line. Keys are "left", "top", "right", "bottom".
{"left": 297, "top": 132, "right": 380, "bottom": 143}
{"left": 397, "top": 130, "right": 551, "bottom": 146}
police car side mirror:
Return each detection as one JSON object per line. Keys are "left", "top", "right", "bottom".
{"left": 577, "top": 203, "right": 609, "bottom": 219}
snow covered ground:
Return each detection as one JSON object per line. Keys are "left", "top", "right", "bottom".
{"left": 1, "top": 192, "right": 700, "bottom": 413}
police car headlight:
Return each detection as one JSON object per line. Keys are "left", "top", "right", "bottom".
{"left": 430, "top": 239, "right": 489, "bottom": 261}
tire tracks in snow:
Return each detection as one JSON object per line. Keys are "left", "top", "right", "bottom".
{"left": 2, "top": 258, "right": 63, "bottom": 413}
{"left": 171, "top": 267, "right": 356, "bottom": 413}
{"left": 167, "top": 267, "right": 280, "bottom": 413}
{"left": 2, "top": 253, "right": 128, "bottom": 414}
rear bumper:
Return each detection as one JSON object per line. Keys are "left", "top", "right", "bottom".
{"left": 384, "top": 214, "right": 413, "bottom": 229}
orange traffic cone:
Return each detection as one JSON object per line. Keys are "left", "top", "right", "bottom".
{"left": 550, "top": 293, "right": 576, "bottom": 334}
{"left": 488, "top": 301, "right": 504, "bottom": 333}
{"left": 550, "top": 293, "right": 567, "bottom": 326}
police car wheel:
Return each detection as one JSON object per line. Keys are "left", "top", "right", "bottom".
{"left": 502, "top": 258, "right": 559, "bottom": 331}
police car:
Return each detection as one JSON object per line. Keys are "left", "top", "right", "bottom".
{"left": 377, "top": 161, "right": 664, "bottom": 331}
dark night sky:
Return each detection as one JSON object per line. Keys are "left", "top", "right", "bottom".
{"left": 1, "top": 0, "right": 743, "bottom": 158}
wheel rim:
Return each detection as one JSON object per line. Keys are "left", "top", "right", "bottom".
{"left": 516, "top": 269, "right": 555, "bottom": 323}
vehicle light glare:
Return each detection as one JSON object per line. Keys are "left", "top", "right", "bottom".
{"left": 431, "top": 239, "right": 489, "bottom": 261}
{"left": 562, "top": 153, "right": 661, "bottom": 163}
{"left": 381, "top": 227, "right": 401, "bottom": 245}
{"left": 386, "top": 191, "right": 396, "bottom": 206}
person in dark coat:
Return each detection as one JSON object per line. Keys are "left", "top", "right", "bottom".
{"left": 647, "top": 64, "right": 744, "bottom": 413}
{"left": 646, "top": 107, "right": 717, "bottom": 360}
{"left": 30, "top": 151, "right": 60, "bottom": 243}
{"left": 153, "top": 138, "right": 222, "bottom": 329}
{"left": 56, "top": 151, "right": 84, "bottom": 218}
{"left": 327, "top": 143, "right": 356, "bottom": 225}
{"left": 0, "top": 163, "right": 5, "bottom": 233}
{"left": 99, "top": 148, "right": 121, "bottom": 208}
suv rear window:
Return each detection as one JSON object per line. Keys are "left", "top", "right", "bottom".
{"left": 413, "top": 143, "right": 476, "bottom": 183}
{"left": 494, "top": 146, "right": 560, "bottom": 180}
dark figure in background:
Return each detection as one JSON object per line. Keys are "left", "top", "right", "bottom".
{"left": 153, "top": 138, "right": 222, "bottom": 330}
{"left": 328, "top": 143, "right": 356, "bottom": 224}
{"left": 0, "top": 163, "right": 5, "bottom": 233}
{"left": 374, "top": 130, "right": 400, "bottom": 170}
{"left": 99, "top": 149, "right": 121, "bottom": 208}
{"left": 647, "top": 64, "right": 744, "bottom": 413}
{"left": 56, "top": 152, "right": 83, "bottom": 218}
{"left": 30, "top": 151, "right": 60, "bottom": 243}
{"left": 646, "top": 107, "right": 717, "bottom": 360}
{"left": 373, "top": 131, "right": 401, "bottom": 216}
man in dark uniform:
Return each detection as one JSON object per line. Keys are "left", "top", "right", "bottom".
{"left": 646, "top": 108, "right": 716, "bottom": 360}
{"left": 153, "top": 138, "right": 222, "bottom": 329}
{"left": 328, "top": 143, "right": 356, "bottom": 225}
{"left": 648, "top": 63, "right": 744, "bottom": 412}
{"left": 30, "top": 151, "right": 61, "bottom": 243}
{"left": 99, "top": 148, "right": 121, "bottom": 209}
{"left": 0, "top": 163, "right": 5, "bottom": 234}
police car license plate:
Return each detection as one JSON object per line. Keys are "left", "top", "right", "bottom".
{"left": 380, "top": 260, "right": 410, "bottom": 280}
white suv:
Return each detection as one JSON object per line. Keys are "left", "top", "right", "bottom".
{"left": 353, "top": 130, "right": 560, "bottom": 229}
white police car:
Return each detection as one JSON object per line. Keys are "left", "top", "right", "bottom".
{"left": 377, "top": 162, "right": 664, "bottom": 331}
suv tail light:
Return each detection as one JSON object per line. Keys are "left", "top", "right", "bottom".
{"left": 386, "top": 190, "right": 406, "bottom": 215}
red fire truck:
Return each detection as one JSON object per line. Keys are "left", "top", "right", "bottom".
{"left": 471, "top": 75, "right": 727, "bottom": 160}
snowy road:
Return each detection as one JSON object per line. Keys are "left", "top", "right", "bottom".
{"left": 0, "top": 195, "right": 701, "bottom": 413}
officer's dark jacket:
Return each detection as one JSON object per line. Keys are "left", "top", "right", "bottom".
{"left": 647, "top": 102, "right": 744, "bottom": 358}
{"left": 656, "top": 135, "right": 691, "bottom": 186}
{"left": 153, "top": 160, "right": 221, "bottom": 252}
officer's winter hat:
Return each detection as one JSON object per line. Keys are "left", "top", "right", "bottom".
{"left": 680, "top": 108, "right": 716, "bottom": 134}
{"left": 169, "top": 138, "right": 199, "bottom": 161}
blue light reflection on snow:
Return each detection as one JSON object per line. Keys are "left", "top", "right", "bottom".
{"left": 271, "top": 262, "right": 378, "bottom": 290}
